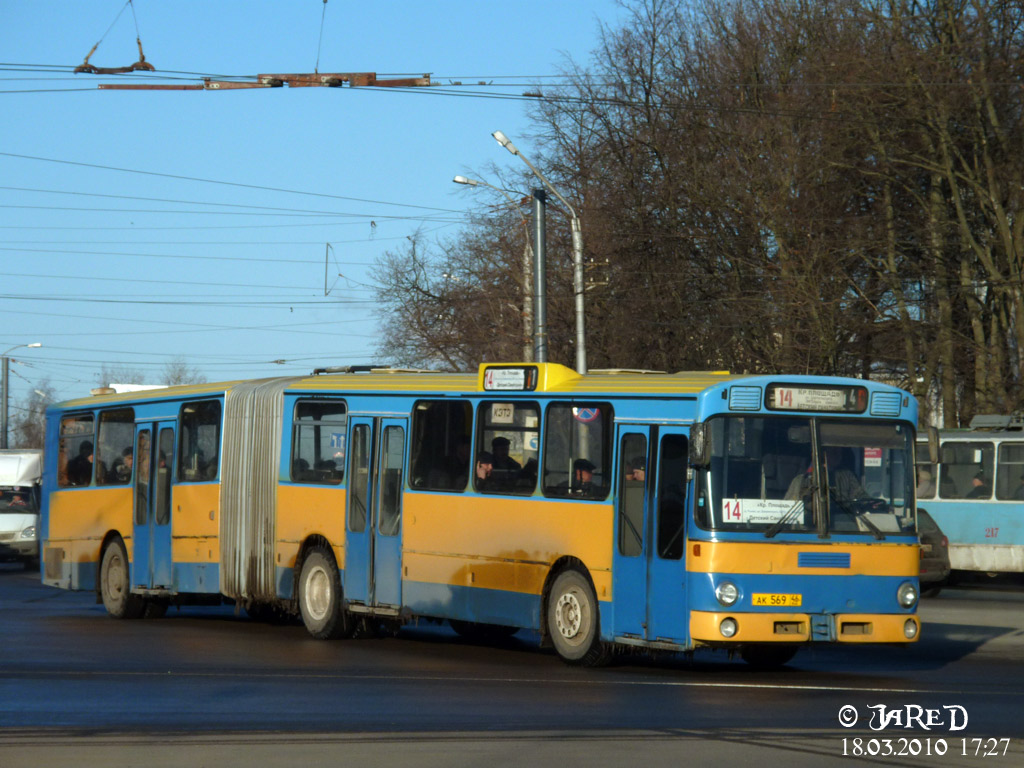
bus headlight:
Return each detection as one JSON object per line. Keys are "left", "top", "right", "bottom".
{"left": 904, "top": 619, "right": 919, "bottom": 639}
{"left": 897, "top": 581, "right": 918, "bottom": 608}
{"left": 715, "top": 580, "right": 739, "bottom": 607}
{"left": 720, "top": 618, "right": 738, "bottom": 638}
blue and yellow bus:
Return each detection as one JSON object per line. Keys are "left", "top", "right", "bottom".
{"left": 916, "top": 414, "right": 1024, "bottom": 578}
{"left": 41, "top": 363, "right": 923, "bottom": 667}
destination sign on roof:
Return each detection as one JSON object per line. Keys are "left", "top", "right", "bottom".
{"left": 482, "top": 366, "right": 537, "bottom": 391}
{"left": 766, "top": 384, "right": 867, "bottom": 413}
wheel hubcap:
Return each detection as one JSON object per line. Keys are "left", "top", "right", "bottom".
{"left": 555, "top": 592, "right": 583, "bottom": 640}
{"left": 304, "top": 565, "right": 331, "bottom": 621}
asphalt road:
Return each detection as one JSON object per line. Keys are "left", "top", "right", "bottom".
{"left": 2, "top": 562, "right": 1023, "bottom": 767}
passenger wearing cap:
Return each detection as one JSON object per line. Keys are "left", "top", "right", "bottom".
{"left": 625, "top": 456, "right": 646, "bottom": 483}
{"left": 573, "top": 458, "right": 598, "bottom": 494}
{"left": 966, "top": 470, "right": 991, "bottom": 499}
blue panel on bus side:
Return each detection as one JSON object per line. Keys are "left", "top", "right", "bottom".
{"left": 924, "top": 500, "right": 1023, "bottom": 547}
{"left": 403, "top": 581, "right": 543, "bottom": 630}
{"left": 173, "top": 563, "right": 220, "bottom": 594}
{"left": 688, "top": 571, "right": 915, "bottom": 615}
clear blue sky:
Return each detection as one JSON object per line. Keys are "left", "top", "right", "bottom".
{"left": 1, "top": 0, "right": 625, "bottom": 409}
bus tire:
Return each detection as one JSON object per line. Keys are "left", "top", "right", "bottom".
{"left": 100, "top": 538, "right": 145, "bottom": 619}
{"left": 740, "top": 644, "right": 798, "bottom": 669}
{"left": 298, "top": 547, "right": 352, "bottom": 640}
{"left": 546, "top": 568, "right": 609, "bottom": 666}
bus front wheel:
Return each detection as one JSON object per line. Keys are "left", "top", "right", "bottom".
{"left": 100, "top": 539, "right": 145, "bottom": 619}
{"left": 546, "top": 568, "right": 609, "bottom": 666}
{"left": 298, "top": 547, "right": 353, "bottom": 640}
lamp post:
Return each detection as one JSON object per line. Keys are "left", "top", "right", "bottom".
{"left": 453, "top": 174, "right": 537, "bottom": 362}
{"left": 492, "top": 130, "right": 587, "bottom": 375}
{"left": 1, "top": 343, "right": 42, "bottom": 449}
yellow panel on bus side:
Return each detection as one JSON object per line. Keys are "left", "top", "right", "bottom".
{"left": 402, "top": 494, "right": 614, "bottom": 598}
{"left": 275, "top": 484, "right": 347, "bottom": 570}
{"left": 48, "top": 488, "right": 132, "bottom": 563}
{"left": 170, "top": 483, "right": 221, "bottom": 563}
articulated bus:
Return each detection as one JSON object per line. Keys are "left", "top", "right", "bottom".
{"left": 916, "top": 414, "right": 1024, "bottom": 578}
{"left": 41, "top": 363, "right": 923, "bottom": 667}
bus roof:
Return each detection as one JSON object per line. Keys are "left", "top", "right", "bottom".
{"left": 48, "top": 362, "right": 908, "bottom": 411}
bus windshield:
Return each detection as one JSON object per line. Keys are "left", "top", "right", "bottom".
{"left": 701, "top": 415, "right": 916, "bottom": 537}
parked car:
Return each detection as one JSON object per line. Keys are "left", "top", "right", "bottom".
{"left": 917, "top": 509, "right": 951, "bottom": 596}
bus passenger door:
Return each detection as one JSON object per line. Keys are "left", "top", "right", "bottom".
{"left": 345, "top": 416, "right": 407, "bottom": 609}
{"left": 645, "top": 428, "right": 690, "bottom": 643}
{"left": 344, "top": 418, "right": 375, "bottom": 605}
{"left": 132, "top": 422, "right": 176, "bottom": 590}
{"left": 372, "top": 419, "right": 406, "bottom": 608}
{"left": 612, "top": 426, "right": 651, "bottom": 639}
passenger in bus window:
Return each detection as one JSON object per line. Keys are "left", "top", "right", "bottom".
{"left": 67, "top": 441, "right": 94, "bottom": 486}
{"left": 474, "top": 451, "right": 495, "bottom": 491}
{"left": 625, "top": 456, "right": 646, "bottom": 483}
{"left": 1013, "top": 475, "right": 1024, "bottom": 501}
{"left": 966, "top": 471, "right": 991, "bottom": 499}
{"left": 916, "top": 469, "right": 935, "bottom": 498}
{"left": 112, "top": 447, "right": 134, "bottom": 483}
{"left": 491, "top": 437, "right": 521, "bottom": 472}
{"left": 572, "top": 458, "right": 598, "bottom": 494}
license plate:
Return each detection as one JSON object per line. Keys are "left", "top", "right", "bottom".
{"left": 752, "top": 593, "right": 802, "bottom": 607}
{"left": 920, "top": 544, "right": 933, "bottom": 554}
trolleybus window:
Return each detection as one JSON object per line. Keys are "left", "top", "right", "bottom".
{"left": 938, "top": 441, "right": 993, "bottom": 500}
{"left": 96, "top": 408, "right": 135, "bottom": 486}
{"left": 996, "top": 442, "right": 1024, "bottom": 500}
{"left": 179, "top": 400, "right": 221, "bottom": 483}
{"left": 542, "top": 403, "right": 611, "bottom": 500}
{"left": 58, "top": 413, "right": 95, "bottom": 488}
{"left": 657, "top": 434, "right": 688, "bottom": 559}
{"left": 378, "top": 425, "right": 404, "bottom": 536}
{"left": 475, "top": 401, "right": 539, "bottom": 494}
{"left": 291, "top": 400, "right": 346, "bottom": 484}
{"left": 349, "top": 423, "right": 371, "bottom": 533}
{"left": 409, "top": 400, "right": 472, "bottom": 492}
{"left": 618, "top": 433, "right": 647, "bottom": 557}
{"left": 702, "top": 416, "right": 915, "bottom": 536}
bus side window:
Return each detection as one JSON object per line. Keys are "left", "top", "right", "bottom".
{"left": 58, "top": 414, "right": 95, "bottom": 488}
{"left": 409, "top": 400, "right": 471, "bottom": 492}
{"left": 542, "top": 403, "right": 612, "bottom": 500}
{"left": 179, "top": 400, "right": 222, "bottom": 483}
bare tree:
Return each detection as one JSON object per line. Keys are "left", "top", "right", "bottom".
{"left": 10, "top": 380, "right": 55, "bottom": 449}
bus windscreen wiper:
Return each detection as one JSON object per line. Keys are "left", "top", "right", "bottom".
{"left": 764, "top": 494, "right": 812, "bottom": 539}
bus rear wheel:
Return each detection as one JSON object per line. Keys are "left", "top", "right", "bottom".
{"left": 298, "top": 547, "right": 353, "bottom": 640}
{"left": 546, "top": 568, "right": 609, "bottom": 666}
{"left": 100, "top": 539, "right": 145, "bottom": 619}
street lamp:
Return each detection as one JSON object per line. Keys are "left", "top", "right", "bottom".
{"left": 453, "top": 175, "right": 536, "bottom": 362}
{"left": 492, "top": 130, "right": 587, "bottom": 374}
{"left": 1, "top": 343, "right": 42, "bottom": 449}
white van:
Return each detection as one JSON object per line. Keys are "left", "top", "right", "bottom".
{"left": 0, "top": 449, "right": 42, "bottom": 569}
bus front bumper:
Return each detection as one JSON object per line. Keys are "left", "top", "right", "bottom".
{"left": 690, "top": 610, "right": 920, "bottom": 644}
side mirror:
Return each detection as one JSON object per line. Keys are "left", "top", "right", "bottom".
{"left": 927, "top": 426, "right": 940, "bottom": 465}
{"left": 689, "top": 423, "right": 710, "bottom": 466}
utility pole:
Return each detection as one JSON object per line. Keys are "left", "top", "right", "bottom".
{"left": 532, "top": 189, "right": 548, "bottom": 364}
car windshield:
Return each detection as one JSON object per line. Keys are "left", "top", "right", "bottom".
{"left": 698, "top": 416, "right": 916, "bottom": 537}
{"left": 0, "top": 487, "right": 37, "bottom": 513}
